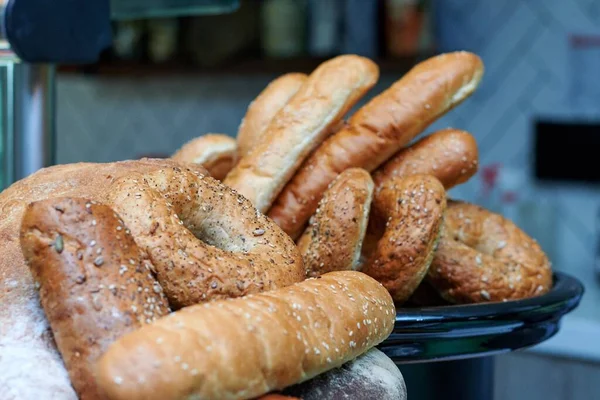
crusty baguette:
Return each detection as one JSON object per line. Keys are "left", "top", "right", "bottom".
{"left": 171, "top": 134, "right": 237, "bottom": 180}
{"left": 224, "top": 55, "right": 379, "bottom": 212}
{"left": 282, "top": 348, "right": 406, "bottom": 400}
{"left": 96, "top": 271, "right": 396, "bottom": 400}
{"left": 297, "top": 168, "right": 373, "bottom": 278}
{"left": 20, "top": 198, "right": 170, "bottom": 400}
{"left": 268, "top": 51, "right": 484, "bottom": 239}
{"left": 237, "top": 73, "right": 307, "bottom": 159}
{"left": 0, "top": 158, "right": 206, "bottom": 400}
{"left": 373, "top": 128, "right": 479, "bottom": 191}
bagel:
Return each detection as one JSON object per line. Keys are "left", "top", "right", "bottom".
{"left": 361, "top": 175, "right": 447, "bottom": 304}
{"left": 427, "top": 200, "right": 553, "bottom": 303}
{"left": 297, "top": 168, "right": 374, "bottom": 278}
{"left": 237, "top": 73, "right": 307, "bottom": 159}
{"left": 224, "top": 54, "right": 379, "bottom": 212}
{"left": 104, "top": 165, "right": 304, "bottom": 309}
{"left": 373, "top": 128, "right": 479, "bottom": 191}
{"left": 268, "top": 51, "right": 484, "bottom": 239}
{"left": 171, "top": 133, "right": 237, "bottom": 180}
{"left": 20, "top": 198, "right": 171, "bottom": 399}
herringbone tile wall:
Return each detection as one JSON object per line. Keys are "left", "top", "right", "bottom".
{"left": 56, "top": 0, "right": 600, "bottom": 321}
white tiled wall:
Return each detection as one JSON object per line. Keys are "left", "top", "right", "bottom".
{"left": 56, "top": 0, "right": 599, "bottom": 323}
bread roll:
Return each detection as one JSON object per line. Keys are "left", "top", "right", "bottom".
{"left": 268, "top": 51, "right": 484, "bottom": 239}
{"left": 171, "top": 134, "right": 237, "bottom": 180}
{"left": 96, "top": 271, "right": 396, "bottom": 400}
{"left": 224, "top": 55, "right": 379, "bottom": 212}
{"left": 20, "top": 198, "right": 170, "bottom": 400}
{"left": 297, "top": 168, "right": 373, "bottom": 278}
{"left": 237, "top": 73, "right": 307, "bottom": 159}
{"left": 282, "top": 348, "right": 407, "bottom": 400}
{"left": 0, "top": 158, "right": 206, "bottom": 400}
{"left": 373, "top": 128, "right": 479, "bottom": 191}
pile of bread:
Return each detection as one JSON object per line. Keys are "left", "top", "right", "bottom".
{"left": 0, "top": 52, "right": 552, "bottom": 400}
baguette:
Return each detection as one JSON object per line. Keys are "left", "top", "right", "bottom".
{"left": 172, "top": 134, "right": 237, "bottom": 180}
{"left": 237, "top": 73, "right": 307, "bottom": 159}
{"left": 224, "top": 55, "right": 379, "bottom": 212}
{"left": 268, "top": 51, "right": 484, "bottom": 239}
{"left": 20, "top": 198, "right": 170, "bottom": 400}
{"left": 96, "top": 271, "right": 396, "bottom": 400}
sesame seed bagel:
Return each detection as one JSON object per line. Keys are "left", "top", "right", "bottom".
{"left": 105, "top": 165, "right": 304, "bottom": 309}
{"left": 20, "top": 198, "right": 170, "bottom": 400}
{"left": 297, "top": 168, "right": 374, "bottom": 278}
{"left": 427, "top": 200, "right": 553, "bottom": 303}
{"left": 361, "top": 175, "right": 447, "bottom": 304}
{"left": 171, "top": 134, "right": 238, "bottom": 180}
{"left": 96, "top": 271, "right": 396, "bottom": 400}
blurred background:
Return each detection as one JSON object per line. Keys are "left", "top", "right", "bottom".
{"left": 2, "top": 0, "right": 600, "bottom": 398}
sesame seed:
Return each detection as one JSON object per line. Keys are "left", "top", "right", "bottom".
{"left": 314, "top": 347, "right": 321, "bottom": 355}
{"left": 497, "top": 241, "right": 507, "bottom": 249}
{"left": 480, "top": 290, "right": 491, "bottom": 300}
{"left": 114, "top": 376, "right": 123, "bottom": 385}
{"left": 349, "top": 330, "right": 353, "bottom": 337}
{"left": 89, "top": 240, "right": 96, "bottom": 247}
{"left": 91, "top": 219, "right": 97, "bottom": 226}
{"left": 93, "top": 257, "right": 104, "bottom": 267}
{"left": 349, "top": 341, "right": 356, "bottom": 348}
{"left": 54, "top": 235, "right": 64, "bottom": 253}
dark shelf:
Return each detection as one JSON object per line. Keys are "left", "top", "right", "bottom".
{"left": 57, "top": 54, "right": 430, "bottom": 77}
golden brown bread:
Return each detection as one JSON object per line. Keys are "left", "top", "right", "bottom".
{"left": 373, "top": 128, "right": 479, "bottom": 191}
{"left": 0, "top": 159, "right": 206, "bottom": 400}
{"left": 96, "top": 271, "right": 396, "bottom": 400}
{"left": 361, "top": 175, "right": 447, "bottom": 304}
{"left": 105, "top": 165, "right": 304, "bottom": 309}
{"left": 297, "top": 168, "right": 373, "bottom": 278}
{"left": 224, "top": 55, "right": 379, "bottom": 212}
{"left": 237, "top": 73, "right": 307, "bottom": 159}
{"left": 427, "top": 200, "right": 553, "bottom": 303}
{"left": 171, "top": 134, "right": 237, "bottom": 180}
{"left": 19, "top": 198, "right": 170, "bottom": 400}
{"left": 268, "top": 52, "right": 484, "bottom": 239}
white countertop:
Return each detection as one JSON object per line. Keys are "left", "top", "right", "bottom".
{"left": 526, "top": 316, "right": 600, "bottom": 363}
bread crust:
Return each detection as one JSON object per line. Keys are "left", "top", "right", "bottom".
{"left": 427, "top": 200, "right": 553, "bottom": 303}
{"left": 0, "top": 159, "right": 205, "bottom": 400}
{"left": 373, "top": 128, "right": 479, "bottom": 191}
{"left": 224, "top": 55, "right": 379, "bottom": 212}
{"left": 297, "top": 168, "right": 374, "bottom": 278}
{"left": 171, "top": 134, "right": 237, "bottom": 180}
{"left": 282, "top": 348, "right": 406, "bottom": 400}
{"left": 105, "top": 165, "right": 304, "bottom": 309}
{"left": 268, "top": 52, "right": 484, "bottom": 239}
{"left": 96, "top": 271, "right": 396, "bottom": 400}
{"left": 237, "top": 73, "right": 307, "bottom": 159}
{"left": 20, "top": 198, "right": 170, "bottom": 399}
{"left": 361, "top": 175, "right": 447, "bottom": 304}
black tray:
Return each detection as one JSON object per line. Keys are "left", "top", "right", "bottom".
{"left": 378, "top": 272, "right": 584, "bottom": 364}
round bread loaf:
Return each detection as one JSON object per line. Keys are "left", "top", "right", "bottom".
{"left": 282, "top": 348, "right": 407, "bottom": 400}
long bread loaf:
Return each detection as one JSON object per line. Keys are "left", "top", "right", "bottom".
{"left": 96, "top": 271, "right": 396, "bottom": 400}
